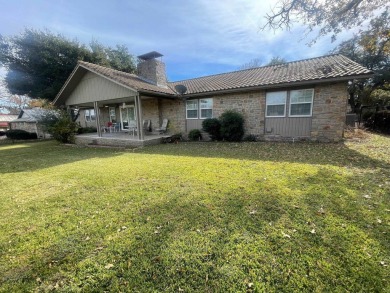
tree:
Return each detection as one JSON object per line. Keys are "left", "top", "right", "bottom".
{"left": 0, "top": 29, "right": 136, "bottom": 101}
{"left": 267, "top": 56, "right": 287, "bottom": 66}
{"left": 239, "top": 58, "right": 263, "bottom": 70}
{"left": 331, "top": 8, "right": 390, "bottom": 111}
{"left": 261, "top": 0, "right": 389, "bottom": 42}
{"left": 239, "top": 56, "right": 287, "bottom": 70}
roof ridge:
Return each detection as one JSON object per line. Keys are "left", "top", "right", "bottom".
{"left": 169, "top": 54, "right": 344, "bottom": 84}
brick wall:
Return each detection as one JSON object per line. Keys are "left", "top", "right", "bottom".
{"left": 311, "top": 82, "right": 348, "bottom": 142}
{"left": 212, "top": 91, "right": 265, "bottom": 137}
{"left": 141, "top": 98, "right": 160, "bottom": 131}
{"left": 160, "top": 99, "right": 186, "bottom": 134}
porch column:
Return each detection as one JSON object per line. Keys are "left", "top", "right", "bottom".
{"left": 135, "top": 94, "right": 144, "bottom": 140}
{"left": 94, "top": 101, "right": 102, "bottom": 137}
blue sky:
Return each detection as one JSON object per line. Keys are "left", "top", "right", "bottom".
{"left": 0, "top": 0, "right": 358, "bottom": 82}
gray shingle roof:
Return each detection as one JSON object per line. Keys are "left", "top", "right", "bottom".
{"left": 78, "top": 61, "right": 175, "bottom": 95}
{"left": 170, "top": 54, "right": 373, "bottom": 95}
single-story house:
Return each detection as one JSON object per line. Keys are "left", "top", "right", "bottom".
{"left": 9, "top": 108, "right": 53, "bottom": 138}
{"left": 54, "top": 51, "right": 373, "bottom": 146}
{"left": 0, "top": 114, "right": 18, "bottom": 131}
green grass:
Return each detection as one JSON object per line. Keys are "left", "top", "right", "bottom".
{"left": 0, "top": 133, "right": 389, "bottom": 292}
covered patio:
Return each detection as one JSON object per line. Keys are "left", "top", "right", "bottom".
{"left": 54, "top": 60, "right": 184, "bottom": 147}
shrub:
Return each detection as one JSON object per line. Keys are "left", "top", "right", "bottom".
{"left": 188, "top": 129, "right": 202, "bottom": 141}
{"left": 0, "top": 131, "right": 6, "bottom": 136}
{"left": 49, "top": 111, "right": 78, "bottom": 143}
{"left": 219, "top": 110, "right": 245, "bottom": 142}
{"left": 243, "top": 134, "right": 257, "bottom": 142}
{"left": 77, "top": 127, "right": 97, "bottom": 134}
{"left": 365, "top": 110, "right": 390, "bottom": 134}
{"left": 202, "top": 118, "right": 221, "bottom": 140}
{"left": 5, "top": 129, "right": 37, "bottom": 140}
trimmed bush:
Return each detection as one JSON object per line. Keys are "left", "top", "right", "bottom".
{"left": 202, "top": 118, "right": 221, "bottom": 140}
{"left": 5, "top": 129, "right": 37, "bottom": 140}
{"left": 77, "top": 127, "right": 97, "bottom": 134}
{"left": 0, "top": 131, "right": 6, "bottom": 136}
{"left": 219, "top": 110, "right": 245, "bottom": 142}
{"left": 188, "top": 129, "right": 202, "bottom": 141}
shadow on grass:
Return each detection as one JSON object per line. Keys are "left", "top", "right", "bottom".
{"left": 137, "top": 141, "right": 390, "bottom": 170}
{"left": 0, "top": 141, "right": 124, "bottom": 174}
{"left": 5, "top": 167, "right": 386, "bottom": 292}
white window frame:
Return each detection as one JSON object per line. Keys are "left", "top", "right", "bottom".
{"left": 186, "top": 100, "right": 199, "bottom": 119}
{"left": 109, "top": 107, "right": 116, "bottom": 122}
{"left": 266, "top": 91, "right": 287, "bottom": 118}
{"left": 289, "top": 89, "right": 314, "bottom": 117}
{"left": 85, "top": 109, "right": 96, "bottom": 122}
{"left": 200, "top": 98, "right": 213, "bottom": 119}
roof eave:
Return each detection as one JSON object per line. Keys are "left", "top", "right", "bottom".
{"left": 53, "top": 64, "right": 81, "bottom": 106}
{"left": 181, "top": 74, "right": 374, "bottom": 98}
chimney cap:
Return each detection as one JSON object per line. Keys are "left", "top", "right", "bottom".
{"left": 138, "top": 51, "right": 163, "bottom": 60}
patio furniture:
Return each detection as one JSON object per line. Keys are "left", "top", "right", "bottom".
{"left": 128, "top": 120, "right": 137, "bottom": 136}
{"left": 143, "top": 119, "right": 151, "bottom": 133}
{"left": 155, "top": 119, "right": 168, "bottom": 134}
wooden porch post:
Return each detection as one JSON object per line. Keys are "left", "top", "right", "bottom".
{"left": 135, "top": 94, "right": 144, "bottom": 140}
{"left": 94, "top": 101, "right": 102, "bottom": 137}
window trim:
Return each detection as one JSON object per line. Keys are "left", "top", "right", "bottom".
{"left": 85, "top": 109, "right": 96, "bottom": 122}
{"left": 186, "top": 100, "right": 199, "bottom": 119}
{"left": 199, "top": 98, "right": 213, "bottom": 119}
{"left": 289, "top": 89, "right": 314, "bottom": 117}
{"left": 265, "top": 91, "right": 287, "bottom": 118}
{"left": 186, "top": 98, "right": 214, "bottom": 120}
{"left": 109, "top": 107, "right": 116, "bottom": 122}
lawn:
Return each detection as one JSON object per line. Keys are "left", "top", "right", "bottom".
{"left": 0, "top": 132, "right": 389, "bottom": 292}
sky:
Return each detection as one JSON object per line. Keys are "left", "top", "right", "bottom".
{"left": 0, "top": 0, "right": 359, "bottom": 82}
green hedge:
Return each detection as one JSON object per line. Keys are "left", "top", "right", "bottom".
{"left": 5, "top": 129, "right": 38, "bottom": 140}
{"left": 188, "top": 129, "right": 202, "bottom": 141}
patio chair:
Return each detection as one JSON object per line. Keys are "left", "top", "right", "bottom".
{"left": 155, "top": 119, "right": 168, "bottom": 134}
{"left": 143, "top": 119, "right": 151, "bottom": 133}
{"left": 128, "top": 120, "right": 137, "bottom": 136}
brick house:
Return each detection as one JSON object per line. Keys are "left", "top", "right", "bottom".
{"left": 54, "top": 52, "right": 373, "bottom": 146}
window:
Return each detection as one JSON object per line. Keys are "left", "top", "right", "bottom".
{"left": 186, "top": 100, "right": 198, "bottom": 119}
{"left": 266, "top": 91, "right": 287, "bottom": 117}
{"left": 186, "top": 98, "right": 213, "bottom": 119}
{"left": 289, "top": 89, "right": 313, "bottom": 116}
{"left": 85, "top": 109, "right": 96, "bottom": 122}
{"left": 109, "top": 107, "right": 116, "bottom": 122}
{"left": 200, "top": 98, "right": 213, "bottom": 118}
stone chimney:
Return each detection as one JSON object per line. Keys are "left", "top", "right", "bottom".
{"left": 137, "top": 51, "right": 168, "bottom": 88}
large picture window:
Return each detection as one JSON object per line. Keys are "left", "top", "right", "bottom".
{"left": 85, "top": 109, "right": 96, "bottom": 122}
{"left": 266, "top": 91, "right": 287, "bottom": 117}
{"left": 289, "top": 89, "right": 313, "bottom": 116}
{"left": 186, "top": 98, "right": 213, "bottom": 119}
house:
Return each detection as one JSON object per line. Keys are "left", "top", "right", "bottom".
{"left": 0, "top": 114, "right": 18, "bottom": 131}
{"left": 54, "top": 52, "right": 373, "bottom": 146}
{"left": 9, "top": 108, "right": 53, "bottom": 138}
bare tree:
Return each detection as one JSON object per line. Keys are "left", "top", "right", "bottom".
{"left": 261, "top": 0, "right": 388, "bottom": 42}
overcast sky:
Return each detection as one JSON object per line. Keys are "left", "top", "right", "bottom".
{"left": 0, "top": 0, "right": 358, "bottom": 81}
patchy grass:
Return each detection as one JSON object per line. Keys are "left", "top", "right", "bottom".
{"left": 0, "top": 132, "right": 389, "bottom": 292}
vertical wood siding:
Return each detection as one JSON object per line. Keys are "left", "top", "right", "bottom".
{"left": 186, "top": 119, "right": 204, "bottom": 131}
{"left": 66, "top": 71, "right": 135, "bottom": 105}
{"left": 265, "top": 117, "right": 312, "bottom": 137}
